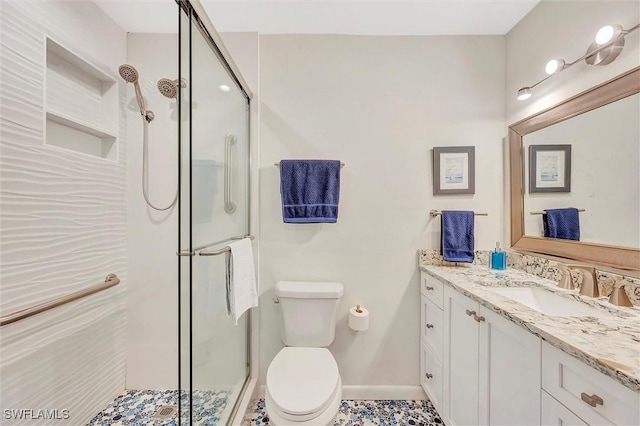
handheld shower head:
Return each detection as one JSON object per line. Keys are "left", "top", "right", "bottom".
{"left": 118, "top": 64, "right": 154, "bottom": 123}
{"left": 157, "top": 78, "right": 178, "bottom": 99}
{"left": 118, "top": 64, "right": 138, "bottom": 83}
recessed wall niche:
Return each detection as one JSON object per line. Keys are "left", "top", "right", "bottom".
{"left": 45, "top": 38, "right": 118, "bottom": 161}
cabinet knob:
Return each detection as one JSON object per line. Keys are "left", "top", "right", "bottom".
{"left": 425, "top": 286, "right": 435, "bottom": 291}
{"left": 580, "top": 392, "right": 603, "bottom": 407}
{"left": 465, "top": 309, "right": 476, "bottom": 317}
{"left": 425, "top": 373, "right": 433, "bottom": 379}
{"left": 473, "top": 314, "right": 485, "bottom": 323}
{"left": 425, "top": 323, "right": 434, "bottom": 329}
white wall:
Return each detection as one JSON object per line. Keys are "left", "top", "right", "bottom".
{"left": 258, "top": 35, "right": 505, "bottom": 389}
{"left": 0, "top": 1, "right": 127, "bottom": 424}
{"left": 505, "top": 0, "right": 640, "bottom": 246}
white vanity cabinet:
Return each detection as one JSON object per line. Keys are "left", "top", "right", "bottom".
{"left": 442, "top": 285, "right": 540, "bottom": 426}
{"left": 420, "top": 269, "right": 640, "bottom": 426}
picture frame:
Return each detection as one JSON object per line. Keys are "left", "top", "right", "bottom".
{"left": 529, "top": 144, "right": 571, "bottom": 193}
{"left": 432, "top": 146, "right": 475, "bottom": 195}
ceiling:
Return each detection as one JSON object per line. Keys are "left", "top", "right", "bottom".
{"left": 95, "top": 0, "right": 540, "bottom": 35}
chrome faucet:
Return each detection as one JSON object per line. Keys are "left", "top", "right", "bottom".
{"left": 609, "top": 282, "right": 633, "bottom": 307}
{"left": 566, "top": 265, "right": 599, "bottom": 297}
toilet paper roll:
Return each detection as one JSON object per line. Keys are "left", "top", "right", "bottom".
{"left": 349, "top": 306, "right": 369, "bottom": 331}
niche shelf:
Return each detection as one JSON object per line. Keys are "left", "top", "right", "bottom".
{"left": 44, "top": 37, "right": 118, "bottom": 161}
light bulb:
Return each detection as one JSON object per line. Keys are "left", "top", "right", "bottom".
{"left": 595, "top": 25, "right": 623, "bottom": 45}
{"left": 517, "top": 87, "right": 532, "bottom": 101}
{"left": 595, "top": 25, "right": 615, "bottom": 45}
{"left": 219, "top": 84, "right": 231, "bottom": 92}
{"left": 545, "top": 59, "right": 565, "bottom": 75}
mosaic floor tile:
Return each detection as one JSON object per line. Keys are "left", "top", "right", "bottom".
{"left": 242, "top": 399, "right": 445, "bottom": 425}
{"left": 87, "top": 389, "right": 230, "bottom": 426}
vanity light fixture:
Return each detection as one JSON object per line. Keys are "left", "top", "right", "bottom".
{"left": 517, "top": 23, "right": 639, "bottom": 100}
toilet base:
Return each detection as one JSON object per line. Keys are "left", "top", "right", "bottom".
{"left": 265, "top": 376, "right": 342, "bottom": 426}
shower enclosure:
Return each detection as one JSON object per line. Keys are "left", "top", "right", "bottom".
{"left": 176, "top": 1, "right": 253, "bottom": 424}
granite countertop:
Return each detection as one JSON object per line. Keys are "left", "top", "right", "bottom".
{"left": 419, "top": 264, "right": 640, "bottom": 392}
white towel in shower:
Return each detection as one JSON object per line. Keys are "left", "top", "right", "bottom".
{"left": 227, "top": 238, "right": 258, "bottom": 324}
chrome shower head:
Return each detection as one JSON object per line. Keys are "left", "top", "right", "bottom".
{"left": 118, "top": 64, "right": 139, "bottom": 83}
{"left": 157, "top": 78, "right": 178, "bottom": 99}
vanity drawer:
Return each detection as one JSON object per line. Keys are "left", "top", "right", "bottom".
{"left": 541, "top": 390, "right": 588, "bottom": 426}
{"left": 542, "top": 342, "right": 640, "bottom": 426}
{"left": 420, "top": 341, "right": 443, "bottom": 413}
{"left": 420, "top": 294, "right": 443, "bottom": 361}
{"left": 421, "top": 272, "right": 444, "bottom": 309}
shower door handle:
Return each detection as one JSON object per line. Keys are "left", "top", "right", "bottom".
{"left": 224, "top": 133, "right": 237, "bottom": 214}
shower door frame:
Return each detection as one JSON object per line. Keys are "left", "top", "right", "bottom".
{"left": 176, "top": 0, "right": 254, "bottom": 424}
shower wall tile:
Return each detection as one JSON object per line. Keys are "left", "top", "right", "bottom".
{"left": 0, "top": 1, "right": 127, "bottom": 424}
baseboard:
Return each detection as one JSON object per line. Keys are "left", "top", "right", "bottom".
{"left": 342, "top": 386, "right": 427, "bottom": 400}
{"left": 257, "top": 385, "right": 426, "bottom": 401}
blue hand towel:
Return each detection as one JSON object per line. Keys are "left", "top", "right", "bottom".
{"left": 280, "top": 160, "right": 341, "bottom": 223}
{"left": 543, "top": 208, "right": 580, "bottom": 241}
{"left": 441, "top": 210, "right": 475, "bottom": 263}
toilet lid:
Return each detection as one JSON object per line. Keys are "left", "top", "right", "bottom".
{"left": 266, "top": 347, "right": 339, "bottom": 417}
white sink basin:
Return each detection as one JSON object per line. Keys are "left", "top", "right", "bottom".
{"left": 488, "top": 287, "right": 611, "bottom": 318}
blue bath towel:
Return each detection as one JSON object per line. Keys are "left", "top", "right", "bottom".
{"left": 441, "top": 210, "right": 475, "bottom": 263}
{"left": 543, "top": 208, "right": 580, "bottom": 241}
{"left": 279, "top": 160, "right": 341, "bottom": 223}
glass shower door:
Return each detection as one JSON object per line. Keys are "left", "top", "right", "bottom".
{"left": 178, "top": 2, "right": 251, "bottom": 425}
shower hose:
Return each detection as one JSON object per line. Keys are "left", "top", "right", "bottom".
{"left": 142, "top": 116, "right": 178, "bottom": 211}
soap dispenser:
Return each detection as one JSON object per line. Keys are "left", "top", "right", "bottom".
{"left": 490, "top": 242, "right": 506, "bottom": 270}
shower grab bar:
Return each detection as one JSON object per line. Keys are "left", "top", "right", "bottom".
{"left": 0, "top": 274, "right": 120, "bottom": 327}
{"left": 199, "top": 235, "right": 254, "bottom": 256}
{"left": 530, "top": 209, "right": 585, "bottom": 215}
{"left": 429, "top": 209, "right": 488, "bottom": 217}
{"left": 224, "top": 133, "right": 237, "bottom": 214}
{"left": 177, "top": 235, "right": 254, "bottom": 257}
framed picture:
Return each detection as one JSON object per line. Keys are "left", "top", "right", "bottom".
{"left": 432, "top": 146, "right": 475, "bottom": 195}
{"left": 529, "top": 144, "right": 571, "bottom": 193}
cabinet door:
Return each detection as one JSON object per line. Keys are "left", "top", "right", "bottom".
{"left": 478, "top": 306, "right": 541, "bottom": 426}
{"left": 444, "top": 287, "right": 479, "bottom": 426}
{"left": 421, "top": 294, "right": 443, "bottom": 360}
{"left": 541, "top": 390, "right": 588, "bottom": 426}
{"left": 421, "top": 341, "right": 443, "bottom": 413}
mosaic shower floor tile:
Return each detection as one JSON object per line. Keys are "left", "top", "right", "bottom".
{"left": 87, "top": 389, "right": 230, "bottom": 426}
{"left": 243, "top": 399, "right": 444, "bottom": 426}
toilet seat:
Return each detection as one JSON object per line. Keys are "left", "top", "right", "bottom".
{"left": 266, "top": 347, "right": 340, "bottom": 422}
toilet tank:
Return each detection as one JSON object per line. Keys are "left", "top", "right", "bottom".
{"left": 275, "top": 281, "right": 343, "bottom": 347}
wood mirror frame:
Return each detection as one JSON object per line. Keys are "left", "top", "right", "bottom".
{"left": 509, "top": 67, "right": 640, "bottom": 271}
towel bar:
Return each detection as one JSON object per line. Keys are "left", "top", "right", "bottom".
{"left": 429, "top": 209, "right": 488, "bottom": 217}
{"left": 177, "top": 235, "right": 254, "bottom": 256}
{"left": 275, "top": 161, "right": 345, "bottom": 168}
{"left": 530, "top": 209, "right": 585, "bottom": 215}
{"left": 199, "top": 235, "right": 255, "bottom": 256}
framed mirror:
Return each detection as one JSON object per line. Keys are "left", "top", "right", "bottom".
{"left": 509, "top": 67, "right": 640, "bottom": 271}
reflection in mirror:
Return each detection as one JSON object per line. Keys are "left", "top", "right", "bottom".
{"left": 509, "top": 67, "right": 640, "bottom": 271}
{"left": 523, "top": 93, "right": 639, "bottom": 248}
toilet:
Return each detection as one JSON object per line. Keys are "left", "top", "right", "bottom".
{"left": 265, "top": 281, "right": 344, "bottom": 425}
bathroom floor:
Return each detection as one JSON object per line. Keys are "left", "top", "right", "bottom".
{"left": 242, "top": 399, "right": 444, "bottom": 425}
{"left": 87, "top": 389, "right": 230, "bottom": 426}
